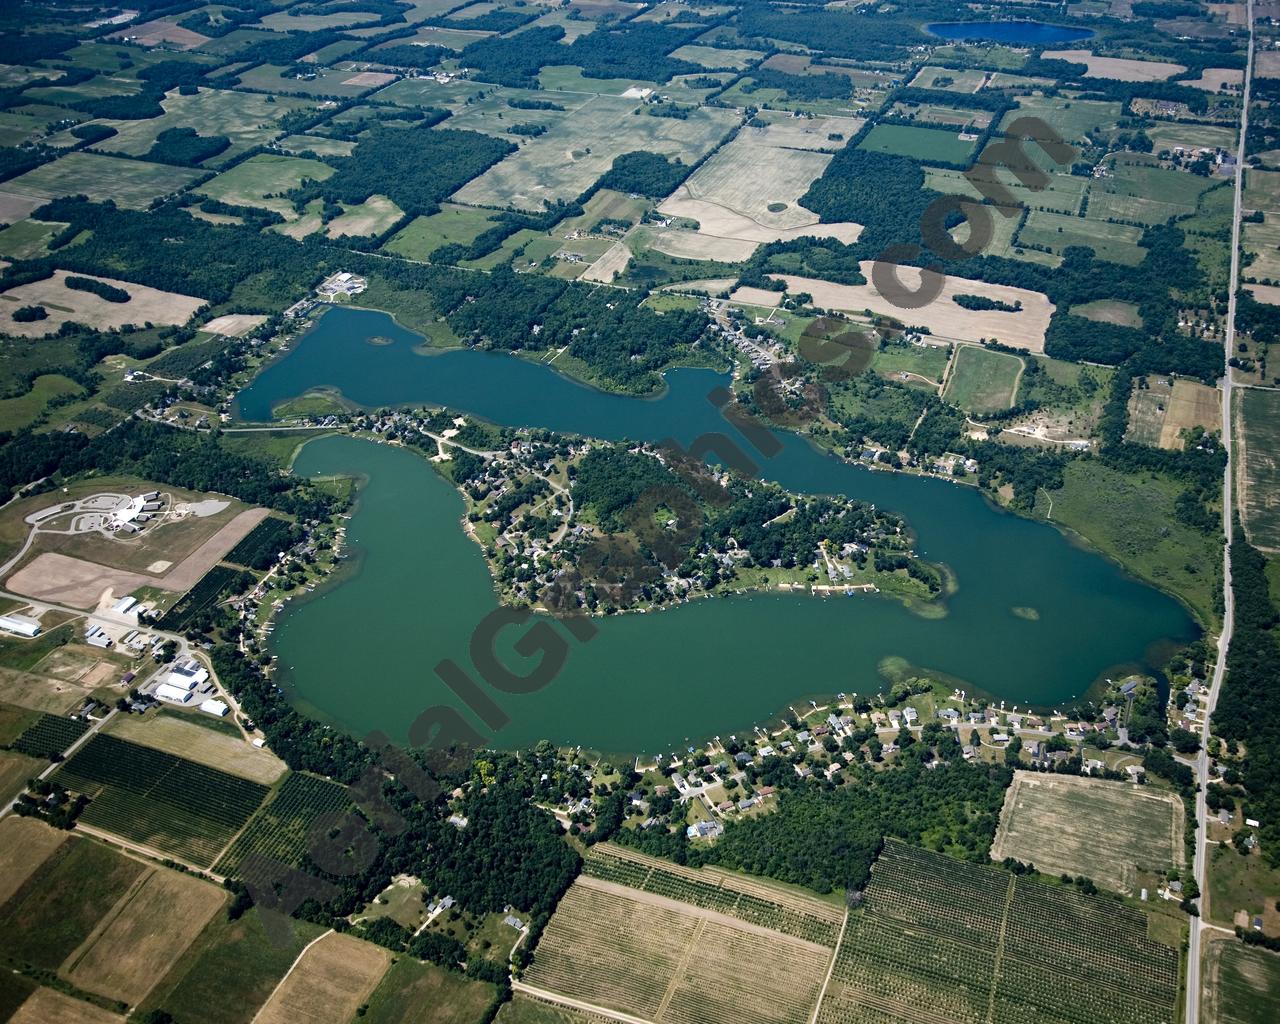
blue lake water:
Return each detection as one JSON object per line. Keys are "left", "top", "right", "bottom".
{"left": 241, "top": 307, "right": 1197, "bottom": 754}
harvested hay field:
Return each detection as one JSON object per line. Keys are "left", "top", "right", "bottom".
{"left": 579, "top": 240, "right": 631, "bottom": 284}
{"left": 771, "top": 268, "right": 1054, "bottom": 351}
{"left": 990, "top": 771, "right": 1182, "bottom": 893}
{"left": 106, "top": 712, "right": 285, "bottom": 784}
{"left": 1128, "top": 377, "right": 1220, "bottom": 449}
{"left": 5, "top": 553, "right": 150, "bottom": 609}
{"left": 0, "top": 664, "right": 99, "bottom": 715}
{"left": 1071, "top": 299, "right": 1143, "bottom": 327}
{"left": 325, "top": 195, "right": 404, "bottom": 238}
{"left": 746, "top": 113, "right": 864, "bottom": 151}
{"left": 255, "top": 931, "right": 392, "bottom": 1024}
{"left": 1238, "top": 386, "right": 1280, "bottom": 551}
{"left": 524, "top": 874, "right": 835, "bottom": 1024}
{"left": 64, "top": 868, "right": 226, "bottom": 1007}
{"left": 1186, "top": 67, "right": 1244, "bottom": 91}
{"left": 9, "top": 986, "right": 124, "bottom": 1024}
{"left": 0, "top": 271, "right": 205, "bottom": 338}
{"left": 1042, "top": 49, "right": 1186, "bottom": 81}
{"left": 1247, "top": 283, "right": 1280, "bottom": 305}
{"left": 0, "top": 816, "right": 68, "bottom": 906}
{"left": 202, "top": 314, "right": 268, "bottom": 337}
{"left": 645, "top": 226, "right": 757, "bottom": 263}
{"left": 108, "top": 19, "right": 209, "bottom": 49}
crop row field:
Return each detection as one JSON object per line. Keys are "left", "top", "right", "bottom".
{"left": 525, "top": 874, "right": 835, "bottom": 1024}
{"left": 53, "top": 734, "right": 268, "bottom": 866}
{"left": 582, "top": 842, "right": 844, "bottom": 945}
{"left": 1239, "top": 386, "right": 1280, "bottom": 551}
{"left": 214, "top": 770, "right": 354, "bottom": 881}
{"left": 8, "top": 712, "right": 88, "bottom": 759}
{"left": 223, "top": 515, "right": 294, "bottom": 570}
{"left": 155, "top": 565, "right": 254, "bottom": 632}
{"left": 815, "top": 840, "right": 1179, "bottom": 1024}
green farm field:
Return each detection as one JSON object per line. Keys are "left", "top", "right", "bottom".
{"left": 0, "top": 375, "right": 84, "bottom": 434}
{"left": 362, "top": 957, "right": 497, "bottom": 1024}
{"left": 0, "top": 218, "right": 65, "bottom": 260}
{"left": 926, "top": 165, "right": 1086, "bottom": 216}
{"left": 858, "top": 122, "right": 976, "bottom": 164}
{"left": 2, "top": 152, "right": 202, "bottom": 209}
{"left": 815, "top": 840, "right": 1179, "bottom": 1024}
{"left": 873, "top": 340, "right": 950, "bottom": 388}
{"left": 198, "top": 153, "right": 334, "bottom": 218}
{"left": 1202, "top": 939, "right": 1280, "bottom": 1024}
{"left": 1239, "top": 386, "right": 1280, "bottom": 551}
{"left": 384, "top": 204, "right": 500, "bottom": 259}
{"left": 945, "top": 344, "right": 1023, "bottom": 413}
{"left": 1019, "top": 209, "right": 1146, "bottom": 265}
{"left": 93, "top": 87, "right": 317, "bottom": 166}
{"left": 0, "top": 835, "right": 145, "bottom": 971}
{"left": 1088, "top": 158, "right": 1220, "bottom": 226}
{"left": 54, "top": 734, "right": 269, "bottom": 867}
{"left": 909, "top": 65, "right": 989, "bottom": 91}
{"left": 999, "top": 95, "right": 1123, "bottom": 145}
{"left": 136, "top": 908, "right": 327, "bottom": 1024}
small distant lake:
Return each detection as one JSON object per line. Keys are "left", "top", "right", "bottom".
{"left": 926, "top": 21, "right": 1095, "bottom": 45}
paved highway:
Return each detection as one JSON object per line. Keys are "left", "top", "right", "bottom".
{"left": 1184, "top": 3, "right": 1253, "bottom": 1020}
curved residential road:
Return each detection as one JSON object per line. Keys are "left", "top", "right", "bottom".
{"left": 1185, "top": 3, "right": 1252, "bottom": 1021}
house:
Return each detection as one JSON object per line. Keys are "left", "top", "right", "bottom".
{"left": 1218, "top": 808, "right": 1232, "bottom": 825}
{"left": 1120, "top": 680, "right": 1139, "bottom": 697}
{"left": 903, "top": 707, "right": 918, "bottom": 725}
{"left": 962, "top": 745, "right": 975, "bottom": 761}
{"left": 1126, "top": 765, "right": 1146, "bottom": 782}
{"left": 937, "top": 708, "right": 960, "bottom": 724}
{"left": 687, "top": 820, "right": 723, "bottom": 840}
{"left": 1246, "top": 817, "right": 1261, "bottom": 828}
{"left": 1086, "top": 758, "right": 1106, "bottom": 775}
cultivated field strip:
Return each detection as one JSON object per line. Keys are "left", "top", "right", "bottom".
{"left": 527, "top": 868, "right": 838, "bottom": 1024}
{"left": 53, "top": 734, "right": 268, "bottom": 866}
{"left": 214, "top": 770, "right": 353, "bottom": 880}
{"left": 815, "top": 840, "right": 1179, "bottom": 1024}
{"left": 583, "top": 843, "right": 844, "bottom": 946}
{"left": 9, "top": 713, "right": 88, "bottom": 758}
{"left": 525, "top": 881, "right": 698, "bottom": 1019}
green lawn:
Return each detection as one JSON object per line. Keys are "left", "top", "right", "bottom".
{"left": 872, "top": 340, "right": 950, "bottom": 387}
{"left": 944, "top": 345, "right": 1023, "bottom": 413}
{"left": 858, "top": 123, "right": 976, "bottom": 164}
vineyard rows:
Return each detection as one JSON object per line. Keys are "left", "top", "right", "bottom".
{"left": 224, "top": 516, "right": 295, "bottom": 570}
{"left": 815, "top": 839, "right": 1179, "bottom": 1024}
{"left": 157, "top": 566, "right": 253, "bottom": 631}
{"left": 584, "top": 844, "right": 842, "bottom": 946}
{"left": 215, "top": 771, "right": 353, "bottom": 879}
{"left": 9, "top": 713, "right": 88, "bottom": 758}
{"left": 53, "top": 734, "right": 267, "bottom": 866}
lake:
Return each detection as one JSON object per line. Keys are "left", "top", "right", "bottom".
{"left": 244, "top": 307, "right": 1196, "bottom": 754}
{"left": 926, "top": 21, "right": 1094, "bottom": 45}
